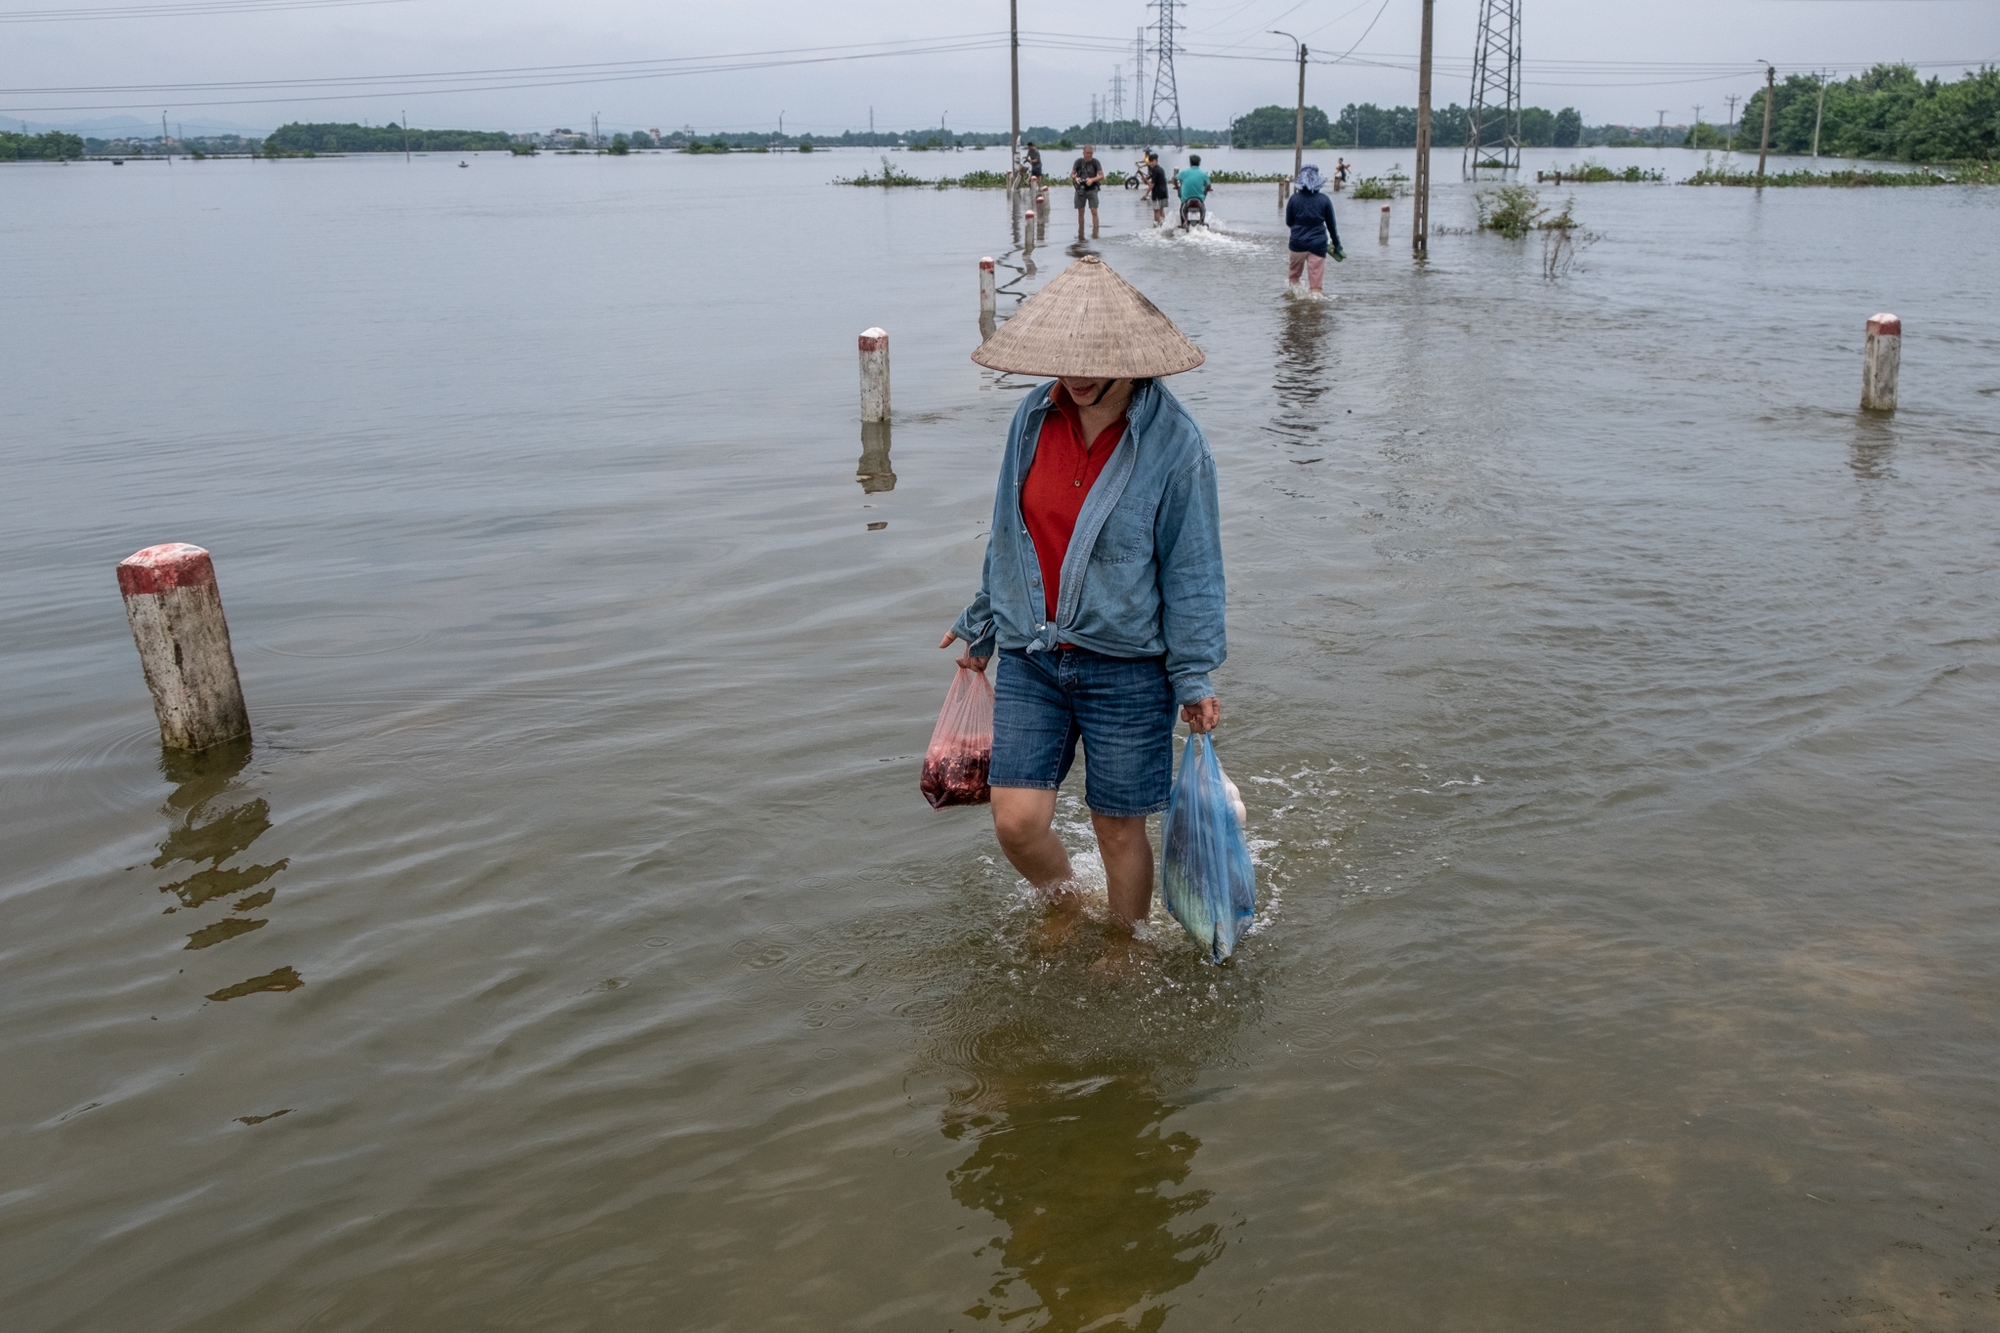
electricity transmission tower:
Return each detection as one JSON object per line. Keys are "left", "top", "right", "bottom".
{"left": 1133, "top": 29, "right": 1148, "bottom": 131}
{"left": 1145, "top": 0, "right": 1185, "bottom": 147}
{"left": 1464, "top": 0, "right": 1522, "bottom": 175}
{"left": 1110, "top": 68, "right": 1125, "bottom": 123}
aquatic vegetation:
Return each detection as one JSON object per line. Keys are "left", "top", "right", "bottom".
{"left": 835, "top": 160, "right": 1015, "bottom": 189}
{"left": 1205, "top": 170, "right": 1291, "bottom": 184}
{"left": 1539, "top": 160, "right": 1665, "bottom": 183}
{"left": 682, "top": 138, "right": 731, "bottom": 154}
{"left": 1351, "top": 176, "right": 1396, "bottom": 199}
{"left": 1682, "top": 161, "right": 2000, "bottom": 186}
{"left": 1475, "top": 183, "right": 1547, "bottom": 238}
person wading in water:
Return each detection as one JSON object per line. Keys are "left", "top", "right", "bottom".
{"left": 941, "top": 255, "right": 1224, "bottom": 934}
{"left": 1144, "top": 150, "right": 1170, "bottom": 226}
{"left": 1071, "top": 145, "right": 1106, "bottom": 239}
{"left": 1284, "top": 163, "right": 1345, "bottom": 298}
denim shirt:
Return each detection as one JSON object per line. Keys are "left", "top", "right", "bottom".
{"left": 952, "top": 379, "right": 1226, "bottom": 706}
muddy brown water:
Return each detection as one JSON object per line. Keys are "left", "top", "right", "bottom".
{"left": 4, "top": 146, "right": 1998, "bottom": 1331}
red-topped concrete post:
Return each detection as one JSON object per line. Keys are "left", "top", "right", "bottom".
{"left": 1023, "top": 207, "right": 1035, "bottom": 251}
{"left": 979, "top": 256, "right": 997, "bottom": 315}
{"left": 858, "top": 328, "right": 890, "bottom": 423}
{"left": 1863, "top": 313, "right": 1900, "bottom": 412}
{"left": 117, "top": 543, "right": 251, "bottom": 751}
{"left": 1379, "top": 204, "right": 1391, "bottom": 244}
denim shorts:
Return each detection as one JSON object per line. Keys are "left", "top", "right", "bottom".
{"left": 989, "top": 646, "right": 1176, "bottom": 818}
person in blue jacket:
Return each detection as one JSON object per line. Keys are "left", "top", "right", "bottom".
{"left": 1284, "top": 163, "right": 1344, "bottom": 298}
{"left": 941, "top": 255, "right": 1223, "bottom": 934}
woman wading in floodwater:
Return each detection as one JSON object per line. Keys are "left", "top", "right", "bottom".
{"left": 940, "top": 255, "right": 1224, "bottom": 933}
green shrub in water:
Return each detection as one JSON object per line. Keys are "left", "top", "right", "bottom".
{"left": 1476, "top": 183, "right": 1546, "bottom": 238}
{"left": 1352, "top": 176, "right": 1395, "bottom": 199}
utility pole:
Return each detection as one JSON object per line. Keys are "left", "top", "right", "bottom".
{"left": 162, "top": 111, "right": 171, "bottom": 166}
{"left": 1272, "top": 31, "right": 1307, "bottom": 182}
{"left": 1757, "top": 64, "right": 1775, "bottom": 178}
{"left": 1414, "top": 0, "right": 1433, "bottom": 255}
{"left": 1008, "top": 0, "right": 1021, "bottom": 179}
{"left": 1692, "top": 104, "right": 1703, "bottom": 148}
{"left": 1656, "top": 110, "right": 1667, "bottom": 146}
{"left": 402, "top": 108, "right": 410, "bottom": 161}
{"left": 1724, "top": 93, "right": 1739, "bottom": 151}
{"left": 1812, "top": 70, "right": 1827, "bottom": 158}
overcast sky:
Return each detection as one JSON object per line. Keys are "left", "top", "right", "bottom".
{"left": 8, "top": 0, "right": 1999, "bottom": 135}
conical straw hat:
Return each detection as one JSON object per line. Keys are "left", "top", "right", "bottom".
{"left": 971, "top": 254, "right": 1205, "bottom": 378}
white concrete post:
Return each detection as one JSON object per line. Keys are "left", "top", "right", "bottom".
{"left": 118, "top": 543, "right": 251, "bottom": 751}
{"left": 1379, "top": 204, "right": 1391, "bottom": 244}
{"left": 979, "top": 256, "right": 997, "bottom": 314}
{"left": 858, "top": 328, "right": 890, "bottom": 423}
{"left": 1278, "top": 178, "right": 1287, "bottom": 214}
{"left": 1862, "top": 313, "right": 1901, "bottom": 412}
{"left": 1023, "top": 209, "right": 1035, "bottom": 250}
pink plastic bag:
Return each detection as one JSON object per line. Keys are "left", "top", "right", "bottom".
{"left": 920, "top": 666, "right": 994, "bottom": 809}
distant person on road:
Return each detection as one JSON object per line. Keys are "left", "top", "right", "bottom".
{"left": 1071, "top": 145, "right": 1105, "bottom": 239}
{"left": 1024, "top": 141, "right": 1043, "bottom": 187}
{"left": 1334, "top": 157, "right": 1351, "bottom": 190}
{"left": 945, "top": 254, "right": 1222, "bottom": 939}
{"left": 1284, "top": 163, "right": 1344, "bottom": 298}
{"left": 1145, "top": 151, "right": 1170, "bottom": 225}
{"left": 1176, "top": 154, "right": 1210, "bottom": 227}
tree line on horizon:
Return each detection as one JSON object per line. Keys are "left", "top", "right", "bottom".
{"left": 1235, "top": 102, "right": 1587, "bottom": 150}
{"left": 262, "top": 122, "right": 515, "bottom": 154}
{"left": 1738, "top": 64, "right": 1998, "bottom": 162}
{"left": 1, "top": 130, "right": 85, "bottom": 161}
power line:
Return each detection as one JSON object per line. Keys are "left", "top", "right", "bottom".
{"left": 5, "top": 24, "right": 1991, "bottom": 116}
{"left": 0, "top": 0, "right": 417, "bottom": 21}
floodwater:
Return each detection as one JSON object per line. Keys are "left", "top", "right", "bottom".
{"left": 4, "top": 143, "right": 1998, "bottom": 1331}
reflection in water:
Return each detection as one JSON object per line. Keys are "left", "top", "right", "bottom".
{"left": 946, "top": 1061, "right": 1221, "bottom": 1330}
{"left": 857, "top": 421, "right": 896, "bottom": 493}
{"left": 1847, "top": 413, "right": 1898, "bottom": 481}
{"left": 1268, "top": 300, "right": 1334, "bottom": 453}
{"left": 917, "top": 921, "right": 1258, "bottom": 1332}
{"left": 151, "top": 741, "right": 298, "bottom": 996}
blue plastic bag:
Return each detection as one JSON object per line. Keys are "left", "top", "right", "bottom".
{"left": 1159, "top": 732, "right": 1257, "bottom": 962}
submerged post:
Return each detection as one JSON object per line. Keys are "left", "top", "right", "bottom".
{"left": 1862, "top": 313, "right": 1901, "bottom": 412}
{"left": 1023, "top": 208, "right": 1035, "bottom": 250}
{"left": 1379, "top": 204, "right": 1391, "bottom": 243}
{"left": 979, "top": 256, "right": 997, "bottom": 314}
{"left": 858, "top": 328, "right": 890, "bottom": 423}
{"left": 118, "top": 543, "right": 251, "bottom": 752}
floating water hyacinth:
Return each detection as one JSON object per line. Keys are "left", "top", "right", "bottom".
{"left": 1159, "top": 732, "right": 1257, "bottom": 962}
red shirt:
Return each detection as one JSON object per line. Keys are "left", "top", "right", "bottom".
{"left": 1022, "top": 385, "right": 1127, "bottom": 622}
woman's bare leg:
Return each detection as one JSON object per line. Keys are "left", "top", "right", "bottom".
{"left": 991, "top": 787, "right": 1075, "bottom": 904}
{"left": 1091, "top": 813, "right": 1153, "bottom": 930}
